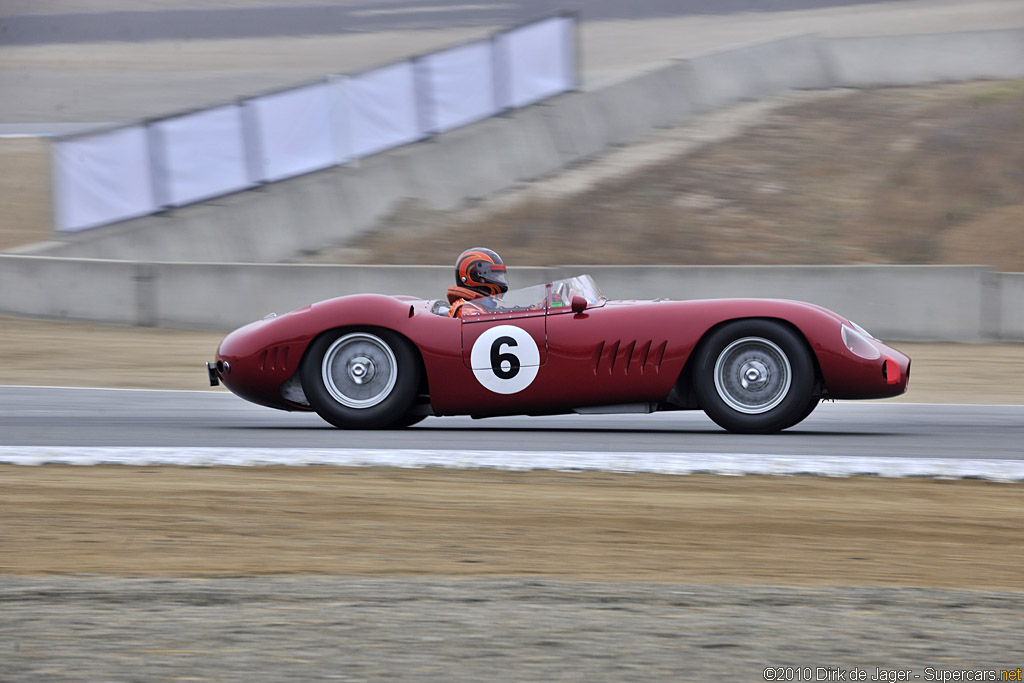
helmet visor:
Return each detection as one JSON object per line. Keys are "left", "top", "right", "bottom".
{"left": 474, "top": 262, "right": 508, "bottom": 294}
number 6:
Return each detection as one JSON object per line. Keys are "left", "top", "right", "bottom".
{"left": 490, "top": 336, "right": 521, "bottom": 380}
{"left": 470, "top": 325, "right": 540, "bottom": 394}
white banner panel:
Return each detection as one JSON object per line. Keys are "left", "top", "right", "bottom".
{"left": 326, "top": 75, "right": 355, "bottom": 165}
{"left": 343, "top": 61, "right": 422, "bottom": 159}
{"left": 152, "top": 105, "right": 251, "bottom": 207}
{"left": 247, "top": 82, "right": 337, "bottom": 182}
{"left": 53, "top": 125, "right": 156, "bottom": 232}
{"left": 497, "top": 16, "right": 576, "bottom": 109}
{"left": 419, "top": 40, "right": 497, "bottom": 133}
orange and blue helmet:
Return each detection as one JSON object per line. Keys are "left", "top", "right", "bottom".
{"left": 455, "top": 247, "right": 508, "bottom": 297}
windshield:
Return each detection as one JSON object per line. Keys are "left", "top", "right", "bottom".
{"left": 550, "top": 275, "right": 605, "bottom": 309}
{"left": 461, "top": 275, "right": 606, "bottom": 317}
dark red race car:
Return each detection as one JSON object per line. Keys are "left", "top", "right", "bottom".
{"left": 208, "top": 275, "right": 909, "bottom": 433}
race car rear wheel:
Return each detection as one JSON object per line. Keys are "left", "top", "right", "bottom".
{"left": 694, "top": 320, "right": 814, "bottom": 434}
{"left": 301, "top": 328, "right": 421, "bottom": 429}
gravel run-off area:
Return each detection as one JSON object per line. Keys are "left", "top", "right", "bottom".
{"left": 3, "top": 578, "right": 1023, "bottom": 681}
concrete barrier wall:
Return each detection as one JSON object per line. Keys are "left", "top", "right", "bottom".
{"left": 684, "top": 34, "right": 833, "bottom": 111}
{"left": 25, "top": 28, "right": 1024, "bottom": 264}
{"left": 995, "top": 273, "right": 1024, "bottom": 341}
{"left": 0, "top": 256, "right": 143, "bottom": 324}
{"left": 580, "top": 265, "right": 996, "bottom": 343}
{"left": 825, "top": 29, "right": 1024, "bottom": 87}
{"left": 2, "top": 256, "right": 1020, "bottom": 342}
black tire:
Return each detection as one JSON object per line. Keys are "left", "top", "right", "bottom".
{"left": 781, "top": 397, "right": 820, "bottom": 431}
{"left": 693, "top": 320, "right": 814, "bottom": 434}
{"left": 391, "top": 414, "right": 427, "bottom": 429}
{"left": 300, "top": 328, "right": 421, "bottom": 429}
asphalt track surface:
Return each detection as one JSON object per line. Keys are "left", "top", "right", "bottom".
{"left": 2, "top": 386, "right": 1022, "bottom": 461}
{"left": 0, "top": 0, "right": 905, "bottom": 45}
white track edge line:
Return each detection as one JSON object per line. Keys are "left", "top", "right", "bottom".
{"left": 1, "top": 447, "right": 1022, "bottom": 481}
{"left": 0, "top": 385, "right": 230, "bottom": 394}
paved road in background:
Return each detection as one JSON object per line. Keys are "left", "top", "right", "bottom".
{"left": 2, "top": 386, "right": 1021, "bottom": 460}
{"left": 0, "top": 0, "right": 905, "bottom": 45}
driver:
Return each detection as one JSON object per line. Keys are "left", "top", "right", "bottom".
{"left": 447, "top": 247, "right": 508, "bottom": 318}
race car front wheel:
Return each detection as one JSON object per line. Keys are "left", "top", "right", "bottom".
{"left": 301, "top": 328, "right": 421, "bottom": 429}
{"left": 693, "top": 320, "right": 814, "bottom": 434}
{"left": 782, "top": 396, "right": 821, "bottom": 431}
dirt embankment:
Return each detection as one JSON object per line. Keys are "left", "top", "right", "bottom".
{"left": 329, "top": 81, "right": 1024, "bottom": 272}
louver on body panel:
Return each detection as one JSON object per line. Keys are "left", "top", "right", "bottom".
{"left": 592, "top": 339, "right": 667, "bottom": 376}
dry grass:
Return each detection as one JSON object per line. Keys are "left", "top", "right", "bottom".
{"left": 337, "top": 81, "right": 1024, "bottom": 270}
{"left": 2, "top": 466, "right": 1022, "bottom": 588}
{"left": 938, "top": 203, "right": 1024, "bottom": 272}
{"left": 0, "top": 314, "right": 224, "bottom": 391}
{"left": 0, "top": 138, "right": 52, "bottom": 251}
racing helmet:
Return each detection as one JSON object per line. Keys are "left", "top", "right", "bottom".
{"left": 455, "top": 247, "right": 508, "bottom": 297}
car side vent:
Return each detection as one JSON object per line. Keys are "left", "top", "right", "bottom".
{"left": 258, "top": 345, "right": 290, "bottom": 372}
{"left": 629, "top": 340, "right": 650, "bottom": 375}
{"left": 593, "top": 340, "right": 667, "bottom": 375}
{"left": 591, "top": 341, "right": 606, "bottom": 375}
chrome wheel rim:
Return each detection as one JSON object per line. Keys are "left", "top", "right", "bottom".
{"left": 713, "top": 337, "right": 792, "bottom": 414}
{"left": 321, "top": 333, "right": 398, "bottom": 409}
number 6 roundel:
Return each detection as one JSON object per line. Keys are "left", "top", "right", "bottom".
{"left": 469, "top": 325, "right": 541, "bottom": 394}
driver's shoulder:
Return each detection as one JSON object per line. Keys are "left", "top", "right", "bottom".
{"left": 447, "top": 285, "right": 484, "bottom": 305}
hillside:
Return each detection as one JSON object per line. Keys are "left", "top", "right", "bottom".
{"left": 328, "top": 80, "right": 1024, "bottom": 272}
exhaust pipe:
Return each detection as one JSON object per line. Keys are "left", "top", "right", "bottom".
{"left": 207, "top": 361, "right": 230, "bottom": 386}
